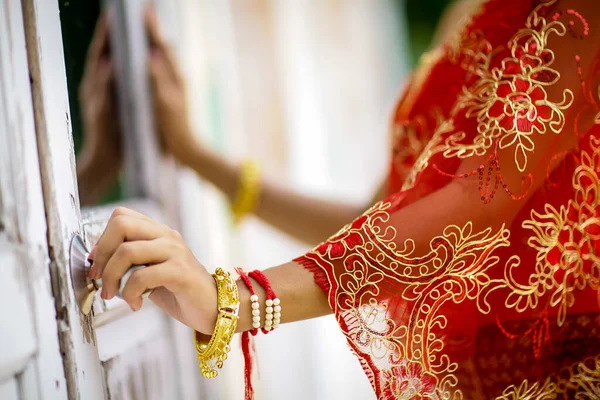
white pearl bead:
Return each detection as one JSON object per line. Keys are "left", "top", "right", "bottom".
{"left": 265, "top": 299, "right": 273, "bottom": 307}
{"left": 252, "top": 316, "right": 261, "bottom": 323}
{"left": 251, "top": 303, "right": 259, "bottom": 310}
{"left": 274, "top": 312, "right": 281, "bottom": 319}
{"left": 252, "top": 322, "right": 261, "bottom": 329}
{"left": 252, "top": 309, "right": 260, "bottom": 316}
{"left": 273, "top": 298, "right": 280, "bottom": 306}
{"left": 274, "top": 305, "right": 281, "bottom": 312}
{"left": 264, "top": 326, "right": 271, "bottom": 331}
{"left": 265, "top": 306, "right": 273, "bottom": 314}
{"left": 273, "top": 323, "right": 279, "bottom": 329}
{"left": 250, "top": 294, "right": 258, "bottom": 302}
{"left": 265, "top": 313, "right": 273, "bottom": 320}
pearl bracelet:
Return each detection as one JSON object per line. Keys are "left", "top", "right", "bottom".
{"left": 235, "top": 267, "right": 261, "bottom": 335}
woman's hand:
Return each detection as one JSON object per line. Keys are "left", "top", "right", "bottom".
{"left": 76, "top": 13, "right": 122, "bottom": 205}
{"left": 145, "top": 8, "right": 202, "bottom": 167}
{"left": 78, "top": 14, "right": 122, "bottom": 179}
{"left": 89, "top": 207, "right": 218, "bottom": 335}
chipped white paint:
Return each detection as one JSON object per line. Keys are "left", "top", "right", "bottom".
{"left": 22, "top": 0, "right": 105, "bottom": 397}
{"left": 0, "top": 0, "right": 203, "bottom": 398}
{"left": 102, "top": 333, "right": 179, "bottom": 400}
{"left": 0, "top": 242, "right": 36, "bottom": 382}
{"left": 0, "top": 0, "right": 67, "bottom": 397}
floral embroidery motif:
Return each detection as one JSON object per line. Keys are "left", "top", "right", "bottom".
{"left": 381, "top": 362, "right": 438, "bottom": 400}
{"left": 504, "top": 135, "right": 600, "bottom": 327}
{"left": 297, "top": 1, "right": 600, "bottom": 399}
{"left": 404, "top": 0, "right": 575, "bottom": 193}
{"left": 448, "top": 7, "right": 574, "bottom": 172}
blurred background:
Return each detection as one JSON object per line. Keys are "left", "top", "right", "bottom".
{"left": 59, "top": 1, "right": 453, "bottom": 398}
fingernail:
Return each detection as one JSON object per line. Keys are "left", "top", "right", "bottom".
{"left": 100, "top": 289, "right": 107, "bottom": 299}
{"left": 89, "top": 246, "right": 98, "bottom": 260}
{"left": 88, "top": 263, "right": 96, "bottom": 279}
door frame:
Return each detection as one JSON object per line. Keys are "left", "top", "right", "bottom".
{"left": 0, "top": 0, "right": 67, "bottom": 398}
{"left": 21, "top": 0, "right": 200, "bottom": 398}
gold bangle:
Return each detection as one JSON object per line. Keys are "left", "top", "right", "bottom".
{"left": 231, "top": 160, "right": 261, "bottom": 224}
{"left": 195, "top": 268, "right": 240, "bottom": 378}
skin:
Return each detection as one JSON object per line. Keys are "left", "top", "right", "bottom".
{"left": 77, "top": 9, "right": 384, "bottom": 245}
{"left": 82, "top": 3, "right": 478, "bottom": 335}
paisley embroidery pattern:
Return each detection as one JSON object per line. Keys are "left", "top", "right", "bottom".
{"left": 295, "top": 0, "right": 600, "bottom": 398}
{"left": 302, "top": 197, "right": 511, "bottom": 398}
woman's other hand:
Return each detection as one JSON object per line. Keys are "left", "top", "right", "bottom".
{"left": 145, "top": 8, "right": 202, "bottom": 167}
{"left": 78, "top": 14, "right": 121, "bottom": 182}
{"left": 77, "top": 13, "right": 122, "bottom": 205}
{"left": 89, "top": 207, "right": 218, "bottom": 335}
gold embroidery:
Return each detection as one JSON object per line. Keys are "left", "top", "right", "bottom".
{"left": 313, "top": 199, "right": 511, "bottom": 398}
{"left": 448, "top": 5, "right": 574, "bottom": 171}
{"left": 402, "top": 120, "right": 455, "bottom": 190}
{"left": 402, "top": 0, "right": 575, "bottom": 192}
{"left": 496, "top": 355, "right": 600, "bottom": 399}
{"left": 503, "top": 135, "right": 600, "bottom": 326}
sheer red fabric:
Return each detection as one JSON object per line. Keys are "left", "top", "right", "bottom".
{"left": 294, "top": 0, "right": 600, "bottom": 398}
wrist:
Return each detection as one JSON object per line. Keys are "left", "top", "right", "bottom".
{"left": 172, "top": 132, "right": 204, "bottom": 167}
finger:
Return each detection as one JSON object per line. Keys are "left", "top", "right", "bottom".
{"left": 97, "top": 58, "right": 114, "bottom": 85}
{"left": 83, "top": 13, "right": 110, "bottom": 78}
{"left": 101, "top": 238, "right": 173, "bottom": 299}
{"left": 91, "top": 207, "right": 156, "bottom": 262}
{"left": 145, "top": 8, "right": 182, "bottom": 84}
{"left": 93, "top": 213, "right": 171, "bottom": 279}
{"left": 148, "top": 50, "right": 173, "bottom": 88}
{"left": 121, "top": 262, "right": 180, "bottom": 311}
{"left": 110, "top": 205, "right": 156, "bottom": 223}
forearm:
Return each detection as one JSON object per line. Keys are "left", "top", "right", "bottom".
{"left": 184, "top": 141, "right": 364, "bottom": 245}
{"left": 231, "top": 176, "right": 529, "bottom": 334}
{"left": 235, "top": 261, "right": 332, "bottom": 333}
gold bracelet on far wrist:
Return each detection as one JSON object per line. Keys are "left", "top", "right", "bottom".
{"left": 231, "top": 160, "right": 261, "bottom": 225}
{"left": 195, "top": 268, "right": 240, "bottom": 378}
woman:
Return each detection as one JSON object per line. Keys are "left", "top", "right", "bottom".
{"left": 81, "top": 0, "right": 600, "bottom": 398}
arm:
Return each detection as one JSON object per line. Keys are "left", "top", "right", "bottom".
{"left": 91, "top": 0, "right": 599, "bottom": 335}
{"left": 178, "top": 143, "right": 368, "bottom": 245}
{"left": 76, "top": 15, "right": 122, "bottom": 206}
{"left": 146, "top": 10, "right": 372, "bottom": 245}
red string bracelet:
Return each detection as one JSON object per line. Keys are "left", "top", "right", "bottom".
{"left": 235, "top": 267, "right": 257, "bottom": 400}
{"left": 248, "top": 270, "right": 281, "bottom": 333}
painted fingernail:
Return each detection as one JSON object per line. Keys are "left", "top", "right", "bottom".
{"left": 100, "top": 288, "right": 107, "bottom": 299}
{"left": 88, "top": 263, "right": 96, "bottom": 279}
{"left": 88, "top": 246, "right": 98, "bottom": 260}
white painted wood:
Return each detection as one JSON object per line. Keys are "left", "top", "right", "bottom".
{"left": 0, "top": 377, "right": 19, "bottom": 400}
{"left": 95, "top": 307, "right": 169, "bottom": 362}
{"left": 17, "top": 363, "right": 41, "bottom": 400}
{"left": 22, "top": 0, "right": 105, "bottom": 397}
{"left": 0, "top": 240, "right": 36, "bottom": 383}
{"left": 0, "top": 0, "right": 67, "bottom": 397}
{"left": 8, "top": 0, "right": 200, "bottom": 398}
{"left": 102, "top": 334, "right": 179, "bottom": 400}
